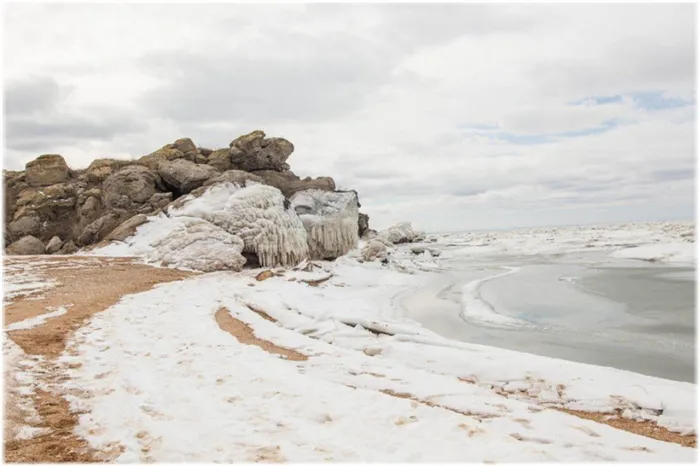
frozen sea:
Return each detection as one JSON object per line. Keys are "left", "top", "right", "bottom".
{"left": 399, "top": 221, "right": 696, "bottom": 382}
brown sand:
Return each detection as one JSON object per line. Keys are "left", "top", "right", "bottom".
{"left": 558, "top": 408, "right": 696, "bottom": 448}
{"left": 214, "top": 307, "right": 307, "bottom": 361}
{"left": 4, "top": 256, "right": 193, "bottom": 463}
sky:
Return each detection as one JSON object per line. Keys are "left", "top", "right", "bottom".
{"left": 2, "top": 3, "right": 696, "bottom": 232}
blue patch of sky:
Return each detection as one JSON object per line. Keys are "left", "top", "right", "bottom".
{"left": 570, "top": 91, "right": 693, "bottom": 110}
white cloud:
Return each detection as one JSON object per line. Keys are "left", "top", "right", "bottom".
{"left": 2, "top": 3, "right": 695, "bottom": 231}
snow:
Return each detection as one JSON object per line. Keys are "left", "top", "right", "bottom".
{"left": 3, "top": 260, "right": 57, "bottom": 304}
{"left": 53, "top": 255, "right": 694, "bottom": 461}
{"left": 610, "top": 242, "right": 696, "bottom": 264}
{"left": 5, "top": 220, "right": 695, "bottom": 461}
{"left": 460, "top": 267, "right": 530, "bottom": 328}
{"left": 438, "top": 220, "right": 695, "bottom": 261}
{"left": 5, "top": 306, "right": 69, "bottom": 331}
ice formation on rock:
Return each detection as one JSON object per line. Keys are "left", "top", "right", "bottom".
{"left": 170, "top": 183, "right": 309, "bottom": 267}
{"left": 290, "top": 189, "right": 359, "bottom": 260}
{"left": 361, "top": 239, "right": 390, "bottom": 262}
{"left": 147, "top": 217, "right": 246, "bottom": 272}
{"left": 379, "top": 222, "right": 420, "bottom": 244}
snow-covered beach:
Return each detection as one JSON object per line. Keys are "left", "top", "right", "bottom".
{"left": 5, "top": 219, "right": 695, "bottom": 462}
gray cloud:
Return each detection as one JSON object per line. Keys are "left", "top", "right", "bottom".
{"left": 4, "top": 77, "right": 61, "bottom": 115}
{"left": 138, "top": 30, "right": 400, "bottom": 124}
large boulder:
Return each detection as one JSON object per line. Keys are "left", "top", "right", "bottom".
{"left": 379, "top": 222, "right": 420, "bottom": 244}
{"left": 103, "top": 165, "right": 159, "bottom": 212}
{"left": 25, "top": 155, "right": 70, "bottom": 187}
{"left": 8, "top": 214, "right": 40, "bottom": 239}
{"left": 290, "top": 189, "right": 359, "bottom": 260}
{"left": 158, "top": 159, "right": 219, "bottom": 195}
{"left": 171, "top": 138, "right": 198, "bottom": 160}
{"left": 57, "top": 240, "right": 78, "bottom": 255}
{"left": 362, "top": 239, "right": 389, "bottom": 262}
{"left": 45, "top": 236, "right": 64, "bottom": 254}
{"left": 77, "top": 212, "right": 128, "bottom": 246}
{"left": 86, "top": 158, "right": 132, "bottom": 184}
{"left": 138, "top": 192, "right": 173, "bottom": 214}
{"left": 253, "top": 170, "right": 335, "bottom": 198}
{"left": 6, "top": 235, "right": 45, "bottom": 255}
{"left": 229, "top": 130, "right": 294, "bottom": 172}
{"left": 12, "top": 183, "right": 78, "bottom": 243}
{"left": 104, "top": 214, "right": 149, "bottom": 242}
{"left": 207, "top": 149, "right": 233, "bottom": 172}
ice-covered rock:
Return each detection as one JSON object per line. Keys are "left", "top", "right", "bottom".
{"left": 362, "top": 239, "right": 389, "bottom": 262}
{"left": 170, "top": 183, "right": 309, "bottom": 267}
{"left": 147, "top": 217, "right": 246, "bottom": 272}
{"left": 290, "top": 189, "right": 359, "bottom": 260}
{"left": 379, "top": 222, "right": 419, "bottom": 244}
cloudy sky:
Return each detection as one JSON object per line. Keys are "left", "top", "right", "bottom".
{"left": 3, "top": 3, "right": 696, "bottom": 231}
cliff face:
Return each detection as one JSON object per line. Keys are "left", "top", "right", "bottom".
{"left": 3, "top": 130, "right": 370, "bottom": 257}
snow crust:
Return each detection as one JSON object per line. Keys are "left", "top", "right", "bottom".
{"left": 611, "top": 242, "right": 696, "bottom": 264}
{"left": 48, "top": 251, "right": 695, "bottom": 461}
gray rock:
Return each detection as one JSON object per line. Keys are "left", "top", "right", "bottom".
{"left": 77, "top": 212, "right": 127, "bottom": 246}
{"left": 198, "top": 148, "right": 213, "bottom": 156}
{"left": 253, "top": 170, "right": 335, "bottom": 198}
{"left": 229, "top": 130, "right": 294, "bottom": 172}
{"left": 103, "top": 165, "right": 159, "bottom": 211}
{"left": 57, "top": 240, "right": 78, "bottom": 255}
{"left": 86, "top": 158, "right": 131, "bottom": 184}
{"left": 104, "top": 214, "right": 148, "bottom": 242}
{"left": 158, "top": 159, "right": 219, "bottom": 194}
{"left": 7, "top": 235, "right": 45, "bottom": 255}
{"left": 46, "top": 236, "right": 64, "bottom": 254}
{"left": 25, "top": 154, "right": 70, "bottom": 187}
{"left": 8, "top": 214, "right": 40, "bottom": 239}
{"left": 358, "top": 213, "right": 369, "bottom": 237}
{"left": 207, "top": 149, "right": 233, "bottom": 172}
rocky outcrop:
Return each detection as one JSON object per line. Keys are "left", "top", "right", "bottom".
{"left": 229, "top": 130, "right": 294, "bottom": 172}
{"left": 7, "top": 235, "right": 45, "bottom": 255}
{"left": 103, "top": 165, "right": 159, "bottom": 212}
{"left": 253, "top": 170, "right": 335, "bottom": 198}
{"left": 25, "top": 154, "right": 70, "bottom": 187}
{"left": 86, "top": 158, "right": 131, "bottom": 184}
{"left": 158, "top": 159, "right": 219, "bottom": 195}
{"left": 4, "top": 130, "right": 371, "bottom": 257}
{"left": 207, "top": 149, "right": 233, "bottom": 172}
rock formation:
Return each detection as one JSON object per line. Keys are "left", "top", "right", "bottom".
{"left": 4, "top": 130, "right": 372, "bottom": 263}
{"left": 378, "top": 222, "right": 424, "bottom": 244}
{"left": 291, "top": 189, "right": 359, "bottom": 260}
